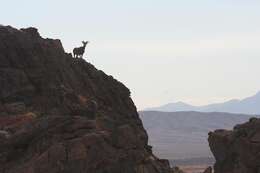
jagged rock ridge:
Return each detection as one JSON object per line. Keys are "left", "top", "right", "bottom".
{"left": 0, "top": 25, "right": 173, "bottom": 173}
{"left": 209, "top": 117, "right": 260, "bottom": 173}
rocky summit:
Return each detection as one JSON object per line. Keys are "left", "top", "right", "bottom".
{"left": 0, "top": 25, "right": 173, "bottom": 173}
{"left": 209, "top": 117, "right": 260, "bottom": 173}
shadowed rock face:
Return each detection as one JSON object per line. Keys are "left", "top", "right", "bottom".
{"left": 209, "top": 117, "right": 260, "bottom": 173}
{"left": 0, "top": 25, "right": 172, "bottom": 173}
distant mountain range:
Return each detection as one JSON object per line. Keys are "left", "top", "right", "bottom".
{"left": 139, "top": 111, "right": 256, "bottom": 161}
{"left": 144, "top": 91, "right": 260, "bottom": 114}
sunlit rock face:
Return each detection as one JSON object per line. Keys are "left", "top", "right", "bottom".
{"left": 209, "top": 117, "right": 260, "bottom": 173}
{"left": 0, "top": 25, "right": 173, "bottom": 173}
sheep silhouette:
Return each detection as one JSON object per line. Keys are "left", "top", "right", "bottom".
{"left": 73, "top": 41, "right": 88, "bottom": 58}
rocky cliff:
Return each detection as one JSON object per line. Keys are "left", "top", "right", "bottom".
{"left": 209, "top": 117, "right": 260, "bottom": 173}
{"left": 0, "top": 25, "right": 173, "bottom": 173}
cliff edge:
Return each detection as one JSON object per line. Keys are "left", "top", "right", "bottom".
{"left": 0, "top": 25, "right": 172, "bottom": 173}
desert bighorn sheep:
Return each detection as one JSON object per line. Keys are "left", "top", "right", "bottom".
{"left": 73, "top": 41, "right": 88, "bottom": 58}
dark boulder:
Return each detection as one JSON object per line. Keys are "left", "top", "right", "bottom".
{"left": 209, "top": 118, "right": 260, "bottom": 173}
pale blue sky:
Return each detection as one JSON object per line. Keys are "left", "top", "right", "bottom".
{"left": 1, "top": 0, "right": 260, "bottom": 109}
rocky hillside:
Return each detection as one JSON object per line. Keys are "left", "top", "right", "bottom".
{"left": 0, "top": 25, "right": 173, "bottom": 173}
{"left": 209, "top": 117, "right": 260, "bottom": 173}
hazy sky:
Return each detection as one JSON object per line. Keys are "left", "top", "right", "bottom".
{"left": 1, "top": 0, "right": 260, "bottom": 109}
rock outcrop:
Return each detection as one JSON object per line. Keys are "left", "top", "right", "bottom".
{"left": 209, "top": 117, "right": 260, "bottom": 173}
{"left": 0, "top": 25, "right": 173, "bottom": 173}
